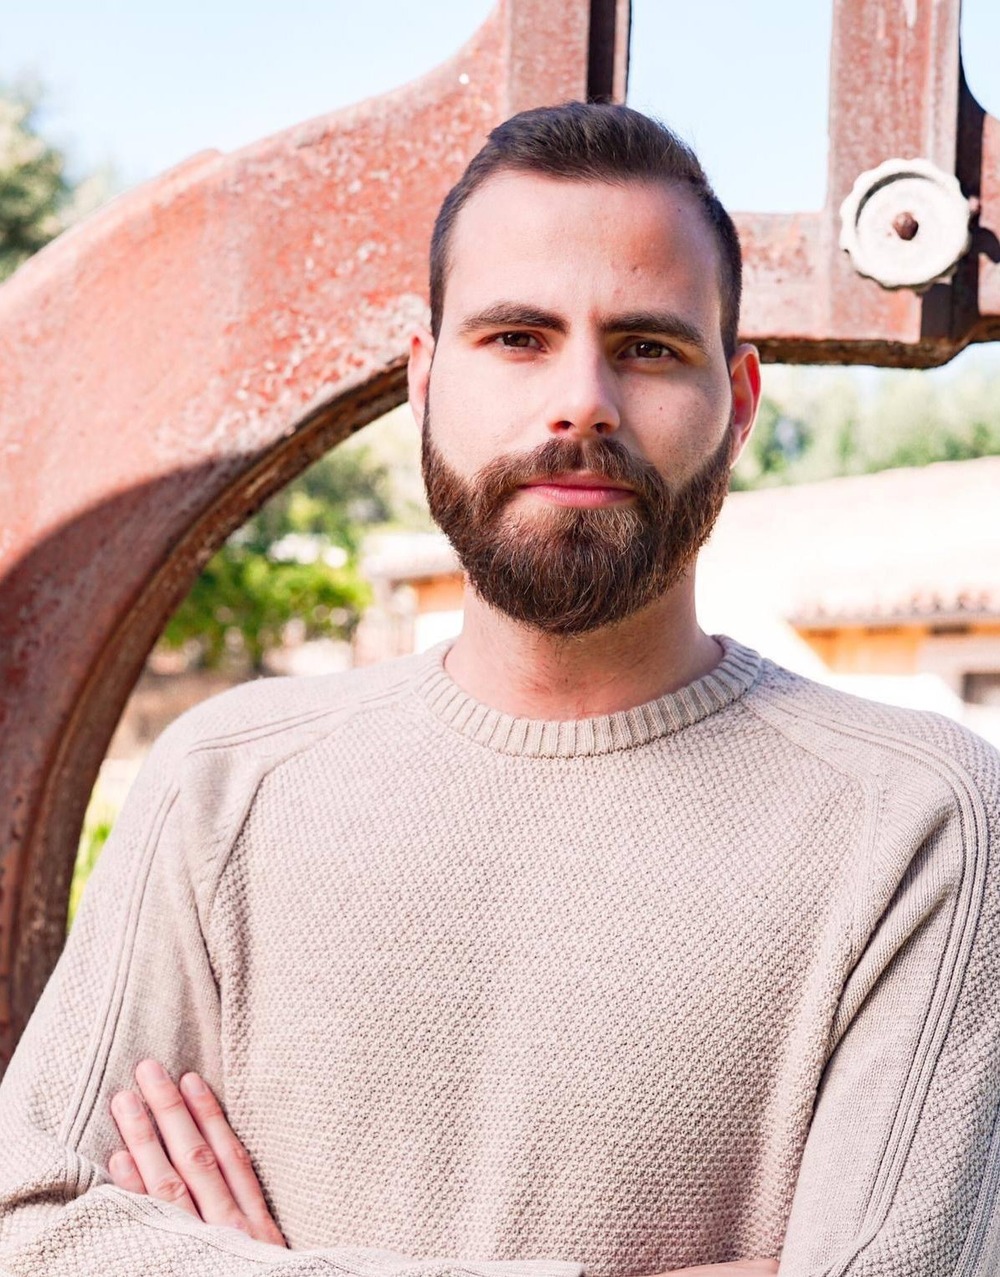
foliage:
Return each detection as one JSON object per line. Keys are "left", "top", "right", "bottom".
{"left": 162, "top": 544, "right": 370, "bottom": 672}
{"left": 159, "top": 443, "right": 396, "bottom": 670}
{"left": 0, "top": 87, "right": 69, "bottom": 281}
{"left": 244, "top": 441, "right": 395, "bottom": 556}
{"left": 0, "top": 83, "right": 113, "bottom": 283}
{"left": 730, "top": 398, "right": 812, "bottom": 490}
{"left": 732, "top": 366, "right": 1000, "bottom": 491}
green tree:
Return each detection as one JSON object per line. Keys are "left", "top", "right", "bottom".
{"left": 0, "top": 85, "right": 70, "bottom": 281}
{"left": 732, "top": 366, "right": 1000, "bottom": 491}
{"left": 245, "top": 441, "right": 395, "bottom": 556}
{"left": 160, "top": 442, "right": 396, "bottom": 671}
{"left": 0, "top": 82, "right": 111, "bottom": 282}
{"left": 730, "top": 398, "right": 811, "bottom": 490}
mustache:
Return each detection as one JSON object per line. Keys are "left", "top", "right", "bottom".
{"left": 420, "top": 414, "right": 736, "bottom": 635}
{"left": 471, "top": 437, "right": 672, "bottom": 517}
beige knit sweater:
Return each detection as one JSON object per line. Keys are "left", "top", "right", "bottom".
{"left": 2, "top": 637, "right": 999, "bottom": 1277}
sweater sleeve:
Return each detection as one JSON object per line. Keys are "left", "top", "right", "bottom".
{"left": 777, "top": 723, "right": 1000, "bottom": 1277}
{"left": 0, "top": 711, "right": 581, "bottom": 1277}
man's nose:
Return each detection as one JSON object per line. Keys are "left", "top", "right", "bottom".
{"left": 545, "top": 349, "right": 621, "bottom": 440}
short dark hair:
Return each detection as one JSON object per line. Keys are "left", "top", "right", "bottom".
{"left": 429, "top": 101, "right": 743, "bottom": 356}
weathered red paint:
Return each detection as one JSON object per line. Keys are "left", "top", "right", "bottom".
{"left": 0, "top": 0, "right": 598, "bottom": 1065}
{"left": 0, "top": 0, "right": 998, "bottom": 1065}
{"left": 741, "top": 0, "right": 1000, "bottom": 365}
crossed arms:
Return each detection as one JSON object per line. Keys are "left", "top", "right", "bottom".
{"left": 2, "top": 695, "right": 999, "bottom": 1276}
{"left": 1, "top": 713, "right": 779, "bottom": 1276}
{"left": 104, "top": 1058, "right": 778, "bottom": 1277}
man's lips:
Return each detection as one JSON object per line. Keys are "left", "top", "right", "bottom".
{"left": 519, "top": 471, "right": 635, "bottom": 507}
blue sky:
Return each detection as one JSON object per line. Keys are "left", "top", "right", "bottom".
{"left": 5, "top": 0, "right": 999, "bottom": 215}
{"left": 4, "top": 0, "right": 1000, "bottom": 379}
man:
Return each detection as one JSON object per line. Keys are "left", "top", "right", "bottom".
{"left": 1, "top": 102, "right": 997, "bottom": 1277}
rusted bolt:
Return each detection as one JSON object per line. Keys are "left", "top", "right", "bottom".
{"left": 893, "top": 211, "right": 919, "bottom": 240}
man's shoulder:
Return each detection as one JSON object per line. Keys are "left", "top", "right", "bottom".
{"left": 746, "top": 650, "right": 1000, "bottom": 806}
{"left": 150, "top": 649, "right": 432, "bottom": 773}
{"left": 114, "top": 651, "right": 438, "bottom": 891}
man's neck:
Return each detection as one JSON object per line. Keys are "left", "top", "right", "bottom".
{"left": 443, "top": 579, "right": 723, "bottom": 721}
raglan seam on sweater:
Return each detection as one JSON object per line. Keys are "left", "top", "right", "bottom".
{"left": 183, "top": 702, "right": 348, "bottom": 749}
{"left": 734, "top": 696, "right": 881, "bottom": 967}
{"left": 182, "top": 696, "right": 388, "bottom": 759}
{"left": 193, "top": 713, "right": 354, "bottom": 934}
{"left": 200, "top": 685, "right": 417, "bottom": 934}
{"left": 749, "top": 696, "right": 991, "bottom": 1277}
{"left": 818, "top": 734, "right": 986, "bottom": 1277}
{"left": 184, "top": 679, "right": 414, "bottom": 761}
{"left": 172, "top": 664, "right": 418, "bottom": 755}
{"left": 952, "top": 1093, "right": 1000, "bottom": 1274}
{"left": 160, "top": 680, "right": 416, "bottom": 932}
{"left": 60, "top": 785, "right": 182, "bottom": 1156}
{"left": 52, "top": 687, "right": 412, "bottom": 1164}
{"left": 829, "top": 890, "right": 963, "bottom": 1277}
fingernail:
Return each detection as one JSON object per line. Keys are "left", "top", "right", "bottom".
{"left": 115, "top": 1091, "right": 142, "bottom": 1116}
{"left": 181, "top": 1073, "right": 208, "bottom": 1095}
{"left": 139, "top": 1060, "right": 169, "bottom": 1083}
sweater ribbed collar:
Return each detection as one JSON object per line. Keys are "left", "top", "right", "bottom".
{"left": 414, "top": 635, "right": 761, "bottom": 758}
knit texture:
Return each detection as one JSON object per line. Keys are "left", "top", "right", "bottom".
{"left": 1, "top": 636, "right": 998, "bottom": 1276}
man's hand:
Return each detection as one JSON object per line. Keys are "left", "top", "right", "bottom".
{"left": 108, "top": 1061, "right": 777, "bottom": 1272}
{"left": 108, "top": 1058, "right": 287, "bottom": 1247}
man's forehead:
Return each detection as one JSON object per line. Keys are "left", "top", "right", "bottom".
{"left": 460, "top": 166, "right": 711, "bottom": 228}
{"left": 443, "top": 170, "right": 723, "bottom": 324}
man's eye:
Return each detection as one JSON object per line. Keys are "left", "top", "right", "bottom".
{"left": 623, "top": 339, "right": 674, "bottom": 360}
{"left": 494, "top": 332, "right": 540, "bottom": 350}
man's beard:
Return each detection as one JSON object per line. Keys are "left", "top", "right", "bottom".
{"left": 421, "top": 407, "right": 733, "bottom": 636}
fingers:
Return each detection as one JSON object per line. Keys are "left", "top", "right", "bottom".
{"left": 109, "top": 1086, "right": 199, "bottom": 1218}
{"left": 178, "top": 1071, "right": 286, "bottom": 1246}
{"left": 135, "top": 1059, "right": 255, "bottom": 1235}
{"left": 108, "top": 1148, "right": 145, "bottom": 1195}
{"left": 111, "top": 1060, "right": 247, "bottom": 1235}
{"left": 109, "top": 1060, "right": 286, "bottom": 1247}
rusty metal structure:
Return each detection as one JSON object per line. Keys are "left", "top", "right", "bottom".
{"left": 0, "top": 0, "right": 996, "bottom": 1067}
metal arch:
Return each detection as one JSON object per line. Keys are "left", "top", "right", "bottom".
{"left": 1, "top": 0, "right": 998, "bottom": 1066}
{"left": 0, "top": 0, "right": 628, "bottom": 1067}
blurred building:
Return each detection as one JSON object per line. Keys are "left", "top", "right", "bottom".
{"left": 354, "top": 456, "right": 1000, "bottom": 747}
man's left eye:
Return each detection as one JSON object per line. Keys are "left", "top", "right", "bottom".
{"left": 495, "top": 332, "right": 540, "bottom": 349}
{"left": 623, "top": 339, "right": 673, "bottom": 360}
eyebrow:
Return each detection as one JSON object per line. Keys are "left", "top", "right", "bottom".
{"left": 605, "top": 310, "right": 710, "bottom": 356}
{"left": 456, "top": 302, "right": 710, "bottom": 355}
{"left": 456, "top": 303, "right": 568, "bottom": 336}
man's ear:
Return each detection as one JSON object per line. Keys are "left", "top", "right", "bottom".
{"left": 407, "top": 326, "right": 435, "bottom": 429}
{"left": 727, "top": 342, "right": 762, "bottom": 466}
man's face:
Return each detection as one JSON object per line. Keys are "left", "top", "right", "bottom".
{"left": 409, "top": 171, "right": 760, "bottom": 635}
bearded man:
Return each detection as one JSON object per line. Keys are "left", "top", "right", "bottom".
{"left": 2, "top": 103, "right": 999, "bottom": 1277}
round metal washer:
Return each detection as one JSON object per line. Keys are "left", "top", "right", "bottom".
{"left": 839, "top": 157, "right": 972, "bottom": 291}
